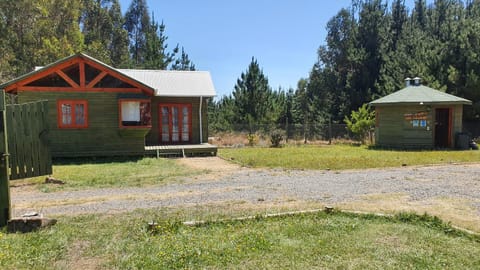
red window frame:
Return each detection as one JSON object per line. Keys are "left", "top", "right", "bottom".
{"left": 158, "top": 103, "right": 192, "bottom": 144}
{"left": 118, "top": 99, "right": 152, "bottom": 128}
{"left": 57, "top": 100, "right": 88, "bottom": 129}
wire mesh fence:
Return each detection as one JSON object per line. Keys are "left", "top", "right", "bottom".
{"left": 209, "top": 123, "right": 356, "bottom": 146}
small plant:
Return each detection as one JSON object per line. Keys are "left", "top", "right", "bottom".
{"left": 246, "top": 133, "right": 258, "bottom": 146}
{"left": 344, "top": 103, "right": 375, "bottom": 144}
{"left": 270, "top": 129, "right": 284, "bottom": 148}
{"left": 148, "top": 219, "right": 181, "bottom": 235}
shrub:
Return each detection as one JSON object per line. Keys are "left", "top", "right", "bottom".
{"left": 270, "top": 129, "right": 284, "bottom": 148}
{"left": 344, "top": 104, "right": 375, "bottom": 144}
{"left": 246, "top": 133, "right": 258, "bottom": 146}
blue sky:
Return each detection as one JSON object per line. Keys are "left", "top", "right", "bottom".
{"left": 119, "top": 0, "right": 425, "bottom": 98}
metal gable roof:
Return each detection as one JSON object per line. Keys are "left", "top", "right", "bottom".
{"left": 370, "top": 85, "right": 472, "bottom": 106}
{"left": 116, "top": 69, "right": 216, "bottom": 97}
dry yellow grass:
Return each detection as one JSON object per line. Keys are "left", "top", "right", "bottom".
{"left": 338, "top": 193, "right": 480, "bottom": 232}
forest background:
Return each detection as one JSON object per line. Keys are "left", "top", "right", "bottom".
{"left": 0, "top": 0, "right": 479, "bottom": 137}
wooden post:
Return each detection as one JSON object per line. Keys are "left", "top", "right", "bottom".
{"left": 328, "top": 117, "right": 332, "bottom": 145}
{"left": 0, "top": 90, "right": 10, "bottom": 226}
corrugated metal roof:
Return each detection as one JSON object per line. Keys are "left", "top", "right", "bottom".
{"left": 117, "top": 69, "right": 216, "bottom": 97}
{"left": 370, "top": 85, "right": 471, "bottom": 105}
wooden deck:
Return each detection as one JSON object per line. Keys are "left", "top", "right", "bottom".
{"left": 145, "top": 143, "right": 217, "bottom": 158}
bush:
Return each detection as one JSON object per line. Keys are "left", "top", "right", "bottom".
{"left": 344, "top": 104, "right": 375, "bottom": 144}
{"left": 270, "top": 129, "right": 284, "bottom": 148}
{"left": 246, "top": 133, "right": 258, "bottom": 146}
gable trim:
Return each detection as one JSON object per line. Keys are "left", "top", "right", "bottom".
{"left": 3, "top": 53, "right": 155, "bottom": 96}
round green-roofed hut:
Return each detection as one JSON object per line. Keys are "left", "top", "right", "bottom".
{"left": 370, "top": 77, "right": 472, "bottom": 149}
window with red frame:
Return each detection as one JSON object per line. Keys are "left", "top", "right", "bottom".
{"left": 57, "top": 100, "right": 88, "bottom": 128}
{"left": 119, "top": 100, "right": 151, "bottom": 127}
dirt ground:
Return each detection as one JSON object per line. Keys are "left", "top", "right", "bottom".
{"left": 176, "top": 156, "right": 244, "bottom": 181}
{"left": 177, "top": 156, "right": 241, "bottom": 173}
{"left": 10, "top": 157, "right": 480, "bottom": 233}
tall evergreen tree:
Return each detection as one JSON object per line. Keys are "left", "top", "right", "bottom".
{"left": 171, "top": 47, "right": 196, "bottom": 71}
{"left": 412, "top": 0, "right": 427, "bottom": 29}
{"left": 292, "top": 78, "right": 311, "bottom": 143}
{"left": 143, "top": 17, "right": 178, "bottom": 69}
{"left": 109, "top": 0, "right": 131, "bottom": 67}
{"left": 232, "top": 58, "right": 273, "bottom": 128}
{"left": 124, "top": 0, "right": 150, "bottom": 66}
{"left": 208, "top": 96, "right": 236, "bottom": 132}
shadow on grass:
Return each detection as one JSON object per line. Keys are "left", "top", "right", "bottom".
{"left": 365, "top": 145, "right": 462, "bottom": 152}
{"left": 52, "top": 155, "right": 148, "bottom": 165}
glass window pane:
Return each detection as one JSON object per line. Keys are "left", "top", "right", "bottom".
{"left": 121, "top": 101, "right": 140, "bottom": 122}
{"left": 162, "top": 107, "right": 169, "bottom": 125}
{"left": 182, "top": 106, "right": 189, "bottom": 141}
{"left": 62, "top": 104, "right": 72, "bottom": 125}
{"left": 161, "top": 107, "right": 169, "bottom": 142}
{"left": 75, "top": 104, "right": 84, "bottom": 125}
{"left": 172, "top": 107, "right": 179, "bottom": 142}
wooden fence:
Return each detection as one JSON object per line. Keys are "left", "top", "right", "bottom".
{"left": 6, "top": 100, "right": 52, "bottom": 180}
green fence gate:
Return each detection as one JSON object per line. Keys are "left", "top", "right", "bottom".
{"left": 0, "top": 90, "right": 52, "bottom": 226}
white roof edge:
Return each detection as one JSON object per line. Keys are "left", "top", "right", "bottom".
{"left": 155, "top": 94, "right": 216, "bottom": 97}
{"left": 117, "top": 69, "right": 210, "bottom": 73}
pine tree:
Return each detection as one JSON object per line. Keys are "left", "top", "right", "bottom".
{"left": 412, "top": 0, "right": 427, "bottom": 29}
{"left": 143, "top": 17, "right": 178, "bottom": 69}
{"left": 171, "top": 47, "right": 196, "bottom": 71}
{"left": 292, "top": 78, "right": 311, "bottom": 143}
{"left": 232, "top": 57, "right": 273, "bottom": 129}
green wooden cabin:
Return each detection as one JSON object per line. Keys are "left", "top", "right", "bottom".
{"left": 0, "top": 53, "right": 216, "bottom": 157}
{"left": 370, "top": 78, "right": 472, "bottom": 149}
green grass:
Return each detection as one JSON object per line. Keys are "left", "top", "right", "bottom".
{"left": 13, "top": 157, "right": 206, "bottom": 192}
{"left": 0, "top": 210, "right": 479, "bottom": 269}
{"left": 219, "top": 144, "right": 480, "bottom": 170}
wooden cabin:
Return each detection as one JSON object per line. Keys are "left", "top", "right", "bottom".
{"left": 0, "top": 53, "right": 217, "bottom": 157}
{"left": 370, "top": 77, "right": 472, "bottom": 149}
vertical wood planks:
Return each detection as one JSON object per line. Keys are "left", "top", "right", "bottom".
{"left": 0, "top": 90, "right": 11, "bottom": 226}
{"left": 6, "top": 100, "right": 52, "bottom": 180}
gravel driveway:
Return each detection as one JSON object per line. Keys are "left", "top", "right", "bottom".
{"left": 11, "top": 159, "right": 480, "bottom": 219}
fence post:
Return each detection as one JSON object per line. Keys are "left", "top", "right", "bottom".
{"left": 0, "top": 90, "right": 10, "bottom": 226}
{"left": 328, "top": 118, "right": 332, "bottom": 145}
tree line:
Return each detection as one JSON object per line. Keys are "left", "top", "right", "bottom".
{"left": 210, "top": 0, "right": 480, "bottom": 135}
{"left": 0, "top": 0, "right": 195, "bottom": 83}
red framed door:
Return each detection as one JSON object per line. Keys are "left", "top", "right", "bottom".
{"left": 159, "top": 103, "right": 192, "bottom": 144}
{"left": 434, "top": 108, "right": 452, "bottom": 148}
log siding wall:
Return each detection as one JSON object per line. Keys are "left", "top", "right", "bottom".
{"left": 375, "top": 104, "right": 464, "bottom": 149}
{"left": 18, "top": 92, "right": 209, "bottom": 157}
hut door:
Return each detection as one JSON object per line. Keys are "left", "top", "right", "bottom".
{"left": 434, "top": 108, "right": 451, "bottom": 148}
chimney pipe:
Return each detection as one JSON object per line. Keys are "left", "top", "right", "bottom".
{"left": 405, "top": 77, "right": 412, "bottom": 87}
{"left": 413, "top": 77, "right": 421, "bottom": 86}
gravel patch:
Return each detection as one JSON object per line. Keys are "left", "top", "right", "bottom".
{"left": 11, "top": 163, "right": 480, "bottom": 217}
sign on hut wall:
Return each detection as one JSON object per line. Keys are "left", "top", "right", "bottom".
{"left": 404, "top": 111, "right": 430, "bottom": 130}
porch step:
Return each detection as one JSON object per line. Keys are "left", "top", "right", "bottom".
{"left": 145, "top": 143, "right": 217, "bottom": 158}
